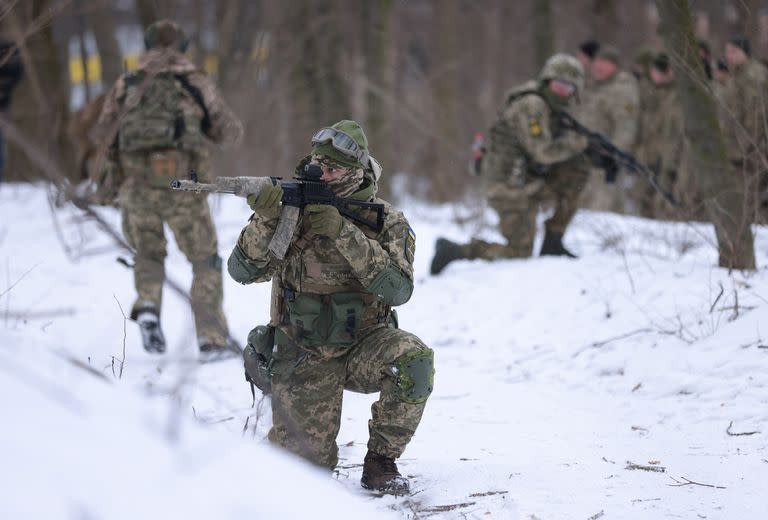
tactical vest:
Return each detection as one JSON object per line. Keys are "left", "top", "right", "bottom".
{"left": 275, "top": 201, "right": 392, "bottom": 348}
{"left": 483, "top": 84, "right": 552, "bottom": 183}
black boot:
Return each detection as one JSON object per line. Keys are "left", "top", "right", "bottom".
{"left": 430, "top": 238, "right": 466, "bottom": 275}
{"left": 539, "top": 230, "right": 577, "bottom": 258}
{"left": 136, "top": 310, "right": 166, "bottom": 353}
{"left": 360, "top": 451, "right": 410, "bottom": 496}
{"left": 199, "top": 337, "right": 241, "bottom": 363}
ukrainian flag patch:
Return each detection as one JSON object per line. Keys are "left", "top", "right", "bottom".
{"left": 405, "top": 227, "right": 416, "bottom": 263}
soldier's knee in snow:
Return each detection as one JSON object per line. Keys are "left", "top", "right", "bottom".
{"left": 390, "top": 348, "right": 435, "bottom": 404}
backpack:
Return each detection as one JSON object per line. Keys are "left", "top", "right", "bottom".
{"left": 117, "top": 70, "right": 189, "bottom": 153}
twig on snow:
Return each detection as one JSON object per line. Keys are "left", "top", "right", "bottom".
{"left": 631, "top": 498, "right": 661, "bottom": 504}
{"left": 468, "top": 490, "right": 508, "bottom": 498}
{"left": 112, "top": 295, "right": 127, "bottom": 379}
{"left": 668, "top": 476, "right": 726, "bottom": 489}
{"left": 726, "top": 421, "right": 760, "bottom": 436}
{"left": 709, "top": 281, "right": 724, "bottom": 313}
{"left": 0, "top": 263, "right": 39, "bottom": 299}
{"left": 625, "top": 461, "right": 666, "bottom": 472}
{"left": 587, "top": 511, "right": 605, "bottom": 520}
{"left": 419, "top": 502, "right": 476, "bottom": 513}
{"left": 573, "top": 328, "right": 653, "bottom": 357}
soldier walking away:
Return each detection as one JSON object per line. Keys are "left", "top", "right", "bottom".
{"left": 93, "top": 20, "right": 243, "bottom": 361}
{"left": 229, "top": 120, "right": 434, "bottom": 495}
{"left": 431, "top": 54, "right": 601, "bottom": 275}
{"left": 0, "top": 39, "right": 24, "bottom": 183}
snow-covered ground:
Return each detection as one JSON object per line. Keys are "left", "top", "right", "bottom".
{"left": 1, "top": 183, "right": 767, "bottom": 519}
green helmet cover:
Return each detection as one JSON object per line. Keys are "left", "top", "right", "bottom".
{"left": 312, "top": 119, "right": 369, "bottom": 169}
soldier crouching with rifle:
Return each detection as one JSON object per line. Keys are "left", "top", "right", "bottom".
{"left": 183, "top": 120, "right": 434, "bottom": 495}
{"left": 431, "top": 53, "right": 675, "bottom": 275}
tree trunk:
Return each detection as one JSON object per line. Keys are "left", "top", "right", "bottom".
{"left": 135, "top": 0, "right": 158, "bottom": 30}
{"left": 363, "top": 0, "right": 394, "bottom": 165}
{"left": 85, "top": 0, "right": 122, "bottom": 87}
{"left": 655, "top": 0, "right": 755, "bottom": 270}
{"left": 531, "top": 0, "right": 554, "bottom": 69}
{"left": 4, "top": 1, "right": 74, "bottom": 182}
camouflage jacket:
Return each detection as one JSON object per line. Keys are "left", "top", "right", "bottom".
{"left": 93, "top": 48, "right": 243, "bottom": 155}
{"left": 636, "top": 82, "right": 686, "bottom": 176}
{"left": 580, "top": 70, "right": 639, "bottom": 150}
{"left": 718, "top": 59, "right": 768, "bottom": 161}
{"left": 230, "top": 173, "right": 416, "bottom": 346}
{"left": 483, "top": 81, "right": 588, "bottom": 185}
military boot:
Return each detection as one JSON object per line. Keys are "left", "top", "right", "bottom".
{"left": 430, "top": 238, "right": 466, "bottom": 275}
{"left": 199, "top": 337, "right": 242, "bottom": 363}
{"left": 539, "top": 230, "right": 577, "bottom": 258}
{"left": 136, "top": 310, "right": 166, "bottom": 354}
{"left": 360, "top": 451, "right": 410, "bottom": 496}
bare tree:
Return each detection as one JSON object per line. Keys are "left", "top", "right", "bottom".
{"left": 655, "top": 0, "right": 756, "bottom": 270}
{"left": 532, "top": 0, "right": 554, "bottom": 69}
{"left": 83, "top": 0, "right": 122, "bottom": 87}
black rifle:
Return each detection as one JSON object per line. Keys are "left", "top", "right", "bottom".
{"left": 171, "top": 164, "right": 385, "bottom": 259}
{"left": 556, "top": 110, "right": 680, "bottom": 207}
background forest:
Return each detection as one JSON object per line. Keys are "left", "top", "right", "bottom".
{"left": 3, "top": 0, "right": 768, "bottom": 200}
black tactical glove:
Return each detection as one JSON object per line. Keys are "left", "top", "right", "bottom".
{"left": 586, "top": 146, "right": 619, "bottom": 184}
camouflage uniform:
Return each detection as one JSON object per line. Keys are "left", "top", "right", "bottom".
{"left": 229, "top": 140, "right": 433, "bottom": 469}
{"left": 578, "top": 68, "right": 640, "bottom": 213}
{"left": 717, "top": 58, "right": 768, "bottom": 222}
{"left": 464, "top": 56, "right": 588, "bottom": 260}
{"left": 95, "top": 43, "right": 243, "bottom": 346}
{"left": 635, "top": 81, "right": 687, "bottom": 218}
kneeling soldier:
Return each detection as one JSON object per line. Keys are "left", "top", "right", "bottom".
{"left": 229, "top": 120, "right": 434, "bottom": 495}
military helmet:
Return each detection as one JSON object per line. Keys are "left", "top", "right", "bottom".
{"left": 311, "top": 120, "right": 370, "bottom": 169}
{"left": 144, "top": 20, "right": 189, "bottom": 53}
{"left": 539, "top": 53, "right": 585, "bottom": 94}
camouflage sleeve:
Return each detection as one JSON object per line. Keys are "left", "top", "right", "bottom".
{"left": 91, "top": 76, "right": 126, "bottom": 151}
{"left": 511, "top": 96, "right": 587, "bottom": 165}
{"left": 607, "top": 80, "right": 639, "bottom": 150}
{"left": 334, "top": 208, "right": 415, "bottom": 306}
{"left": 228, "top": 214, "right": 280, "bottom": 284}
{"left": 187, "top": 71, "right": 244, "bottom": 147}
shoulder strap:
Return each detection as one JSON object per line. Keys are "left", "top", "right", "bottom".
{"left": 174, "top": 73, "right": 212, "bottom": 134}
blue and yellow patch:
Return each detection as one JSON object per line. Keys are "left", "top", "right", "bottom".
{"left": 405, "top": 227, "right": 416, "bottom": 263}
{"left": 528, "top": 118, "right": 542, "bottom": 137}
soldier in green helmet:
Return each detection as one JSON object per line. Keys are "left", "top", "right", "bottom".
{"left": 431, "top": 53, "right": 595, "bottom": 274}
{"left": 93, "top": 20, "right": 243, "bottom": 359}
{"left": 229, "top": 120, "right": 434, "bottom": 495}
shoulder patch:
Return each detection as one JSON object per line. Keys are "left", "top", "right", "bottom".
{"left": 405, "top": 226, "right": 416, "bottom": 264}
{"left": 528, "top": 118, "right": 543, "bottom": 136}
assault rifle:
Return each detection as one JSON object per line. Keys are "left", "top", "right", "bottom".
{"left": 170, "top": 164, "right": 385, "bottom": 260}
{"left": 556, "top": 110, "right": 680, "bottom": 207}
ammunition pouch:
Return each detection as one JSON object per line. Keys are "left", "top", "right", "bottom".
{"left": 243, "top": 325, "right": 275, "bottom": 396}
{"left": 283, "top": 291, "right": 367, "bottom": 347}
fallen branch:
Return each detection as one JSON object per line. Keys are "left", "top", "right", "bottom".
{"left": 60, "top": 354, "right": 111, "bottom": 383}
{"left": 726, "top": 421, "right": 760, "bottom": 436}
{"left": 573, "top": 328, "right": 653, "bottom": 357}
{"left": 587, "top": 511, "right": 604, "bottom": 520}
{"left": 625, "top": 461, "right": 666, "bottom": 473}
{"left": 468, "top": 490, "right": 508, "bottom": 498}
{"left": 419, "top": 502, "right": 476, "bottom": 513}
{"left": 668, "top": 476, "right": 726, "bottom": 489}
{"left": 2, "top": 307, "right": 76, "bottom": 320}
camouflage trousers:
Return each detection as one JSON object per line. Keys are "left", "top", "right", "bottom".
{"left": 268, "top": 325, "right": 433, "bottom": 469}
{"left": 467, "top": 158, "right": 589, "bottom": 259}
{"left": 119, "top": 177, "right": 229, "bottom": 347}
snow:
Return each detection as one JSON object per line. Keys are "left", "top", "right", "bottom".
{"left": 1, "top": 182, "right": 767, "bottom": 519}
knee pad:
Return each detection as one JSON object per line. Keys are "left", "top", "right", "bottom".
{"left": 392, "top": 348, "right": 434, "bottom": 404}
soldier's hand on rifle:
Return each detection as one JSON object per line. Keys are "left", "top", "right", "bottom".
{"left": 306, "top": 204, "right": 343, "bottom": 239}
{"left": 586, "top": 147, "right": 619, "bottom": 184}
{"left": 247, "top": 184, "right": 283, "bottom": 218}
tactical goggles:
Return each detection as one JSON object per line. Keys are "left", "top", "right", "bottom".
{"left": 311, "top": 127, "right": 369, "bottom": 165}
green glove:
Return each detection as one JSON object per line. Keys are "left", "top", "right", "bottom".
{"left": 306, "top": 204, "right": 343, "bottom": 239}
{"left": 247, "top": 184, "right": 283, "bottom": 218}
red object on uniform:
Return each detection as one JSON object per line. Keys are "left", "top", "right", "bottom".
{"left": 472, "top": 132, "right": 485, "bottom": 160}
